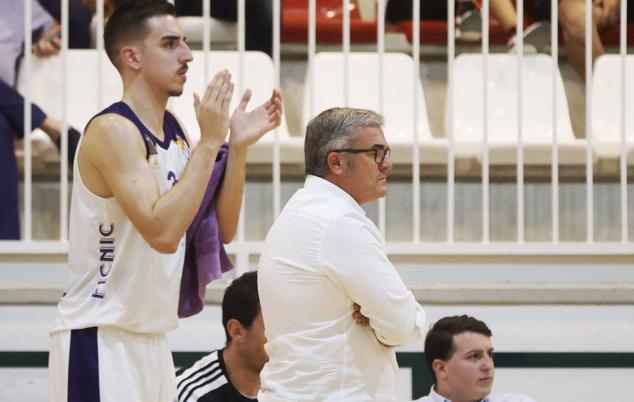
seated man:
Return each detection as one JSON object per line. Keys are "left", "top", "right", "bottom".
{"left": 176, "top": 271, "right": 266, "bottom": 402}
{"left": 415, "top": 315, "right": 536, "bottom": 402}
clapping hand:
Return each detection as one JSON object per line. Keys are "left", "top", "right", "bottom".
{"left": 229, "top": 89, "right": 283, "bottom": 150}
{"left": 194, "top": 70, "right": 234, "bottom": 147}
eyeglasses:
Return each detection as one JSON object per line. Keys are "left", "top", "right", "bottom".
{"left": 329, "top": 147, "right": 391, "bottom": 164}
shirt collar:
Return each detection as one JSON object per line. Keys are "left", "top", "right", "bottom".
{"left": 428, "top": 386, "right": 490, "bottom": 402}
{"left": 304, "top": 175, "right": 366, "bottom": 216}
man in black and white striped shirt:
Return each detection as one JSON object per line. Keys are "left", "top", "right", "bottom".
{"left": 176, "top": 272, "right": 266, "bottom": 402}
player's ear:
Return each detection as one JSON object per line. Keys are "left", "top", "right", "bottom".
{"left": 120, "top": 45, "right": 142, "bottom": 71}
{"left": 226, "top": 319, "right": 246, "bottom": 343}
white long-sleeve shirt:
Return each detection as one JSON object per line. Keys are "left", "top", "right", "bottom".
{"left": 414, "top": 386, "right": 537, "bottom": 402}
{"left": 258, "top": 175, "right": 426, "bottom": 402}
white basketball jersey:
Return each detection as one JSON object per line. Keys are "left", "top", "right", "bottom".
{"left": 53, "top": 103, "right": 191, "bottom": 334}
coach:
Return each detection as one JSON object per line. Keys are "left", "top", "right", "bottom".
{"left": 258, "top": 107, "right": 427, "bottom": 402}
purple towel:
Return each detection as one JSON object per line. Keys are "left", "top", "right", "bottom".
{"left": 179, "top": 143, "right": 234, "bottom": 318}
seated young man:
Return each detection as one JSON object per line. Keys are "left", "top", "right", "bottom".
{"left": 176, "top": 271, "right": 266, "bottom": 402}
{"left": 416, "top": 315, "right": 536, "bottom": 402}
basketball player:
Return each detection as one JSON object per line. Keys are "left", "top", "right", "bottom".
{"left": 48, "top": 1, "right": 282, "bottom": 401}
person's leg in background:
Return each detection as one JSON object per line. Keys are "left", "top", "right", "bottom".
{"left": 559, "top": 0, "right": 620, "bottom": 79}
{"left": 0, "top": 113, "right": 21, "bottom": 240}
{"left": 0, "top": 80, "right": 47, "bottom": 240}
{"left": 490, "top": 0, "right": 520, "bottom": 34}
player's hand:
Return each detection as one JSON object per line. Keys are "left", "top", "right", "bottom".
{"left": 352, "top": 303, "right": 370, "bottom": 326}
{"left": 194, "top": 70, "right": 233, "bottom": 147}
{"left": 228, "top": 89, "right": 282, "bottom": 151}
{"left": 33, "top": 24, "right": 61, "bottom": 58}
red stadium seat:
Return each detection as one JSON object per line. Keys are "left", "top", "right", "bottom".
{"left": 282, "top": 0, "right": 634, "bottom": 47}
{"left": 600, "top": 23, "right": 634, "bottom": 46}
{"left": 282, "top": 0, "right": 377, "bottom": 43}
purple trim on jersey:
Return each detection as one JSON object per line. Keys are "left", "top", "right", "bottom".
{"left": 164, "top": 109, "right": 189, "bottom": 147}
{"left": 85, "top": 102, "right": 189, "bottom": 158}
{"left": 68, "top": 327, "right": 100, "bottom": 402}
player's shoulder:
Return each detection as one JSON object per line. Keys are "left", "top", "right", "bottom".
{"left": 176, "top": 350, "right": 230, "bottom": 402}
{"left": 176, "top": 349, "right": 224, "bottom": 382}
{"left": 86, "top": 113, "right": 139, "bottom": 139}
{"left": 83, "top": 113, "right": 145, "bottom": 154}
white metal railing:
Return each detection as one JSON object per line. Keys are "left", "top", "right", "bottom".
{"left": 23, "top": 0, "right": 33, "bottom": 242}
{"left": 447, "top": 0, "right": 456, "bottom": 243}
{"left": 60, "top": 0, "right": 69, "bottom": 242}
{"left": 585, "top": 0, "right": 594, "bottom": 242}
{"left": 482, "top": 0, "right": 490, "bottom": 243}
{"left": 412, "top": 0, "right": 421, "bottom": 243}
{"left": 377, "top": 0, "right": 387, "bottom": 238}
{"left": 5, "top": 0, "right": 634, "bottom": 267}
{"left": 551, "top": 0, "right": 560, "bottom": 243}
{"left": 620, "top": 0, "right": 629, "bottom": 243}
{"left": 516, "top": 0, "right": 525, "bottom": 243}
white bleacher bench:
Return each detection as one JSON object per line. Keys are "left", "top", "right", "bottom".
{"left": 450, "top": 53, "right": 588, "bottom": 165}
{"left": 16, "top": 49, "right": 122, "bottom": 164}
{"left": 303, "top": 51, "right": 448, "bottom": 165}
{"left": 592, "top": 54, "right": 634, "bottom": 161}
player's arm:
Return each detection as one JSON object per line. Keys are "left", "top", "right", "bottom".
{"left": 215, "top": 89, "right": 282, "bottom": 243}
{"left": 81, "top": 71, "right": 233, "bottom": 253}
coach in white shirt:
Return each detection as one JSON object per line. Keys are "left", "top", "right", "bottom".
{"left": 258, "top": 107, "right": 426, "bottom": 402}
{"left": 415, "top": 315, "right": 536, "bottom": 402}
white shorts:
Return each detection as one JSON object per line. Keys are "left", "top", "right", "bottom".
{"left": 49, "top": 326, "right": 177, "bottom": 402}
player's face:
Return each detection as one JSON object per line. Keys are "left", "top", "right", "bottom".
{"left": 439, "top": 332, "right": 495, "bottom": 402}
{"left": 139, "top": 15, "right": 192, "bottom": 97}
{"left": 243, "top": 310, "right": 268, "bottom": 373}
{"left": 340, "top": 126, "right": 392, "bottom": 205}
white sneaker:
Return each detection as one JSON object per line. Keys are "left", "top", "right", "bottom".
{"left": 457, "top": 9, "right": 483, "bottom": 42}
{"left": 508, "top": 21, "right": 551, "bottom": 54}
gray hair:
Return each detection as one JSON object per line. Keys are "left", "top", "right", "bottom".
{"left": 304, "top": 107, "right": 384, "bottom": 177}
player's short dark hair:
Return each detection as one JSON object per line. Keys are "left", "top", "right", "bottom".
{"left": 104, "top": 0, "right": 175, "bottom": 70}
{"left": 222, "top": 271, "right": 260, "bottom": 344}
{"left": 424, "top": 315, "right": 492, "bottom": 382}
